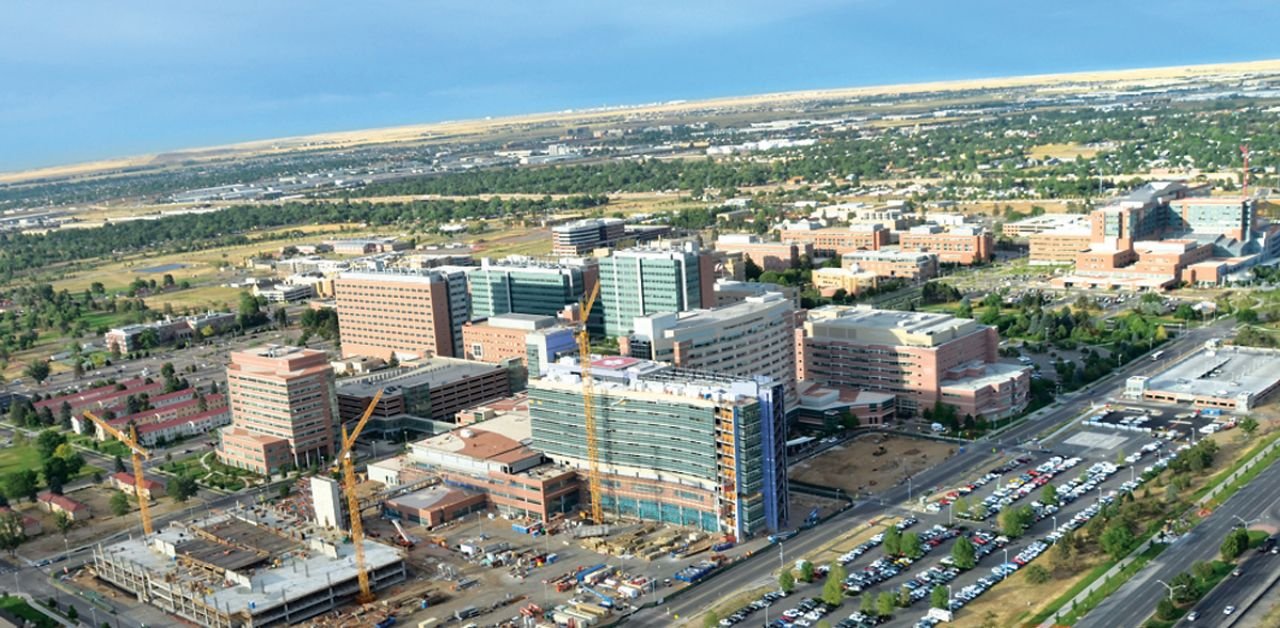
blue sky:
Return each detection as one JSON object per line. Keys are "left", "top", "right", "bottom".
{"left": 4, "top": 0, "right": 1280, "bottom": 171}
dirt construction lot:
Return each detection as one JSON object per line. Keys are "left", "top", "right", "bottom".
{"left": 790, "top": 433, "right": 955, "bottom": 496}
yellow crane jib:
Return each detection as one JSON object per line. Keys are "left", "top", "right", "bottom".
{"left": 329, "top": 388, "right": 383, "bottom": 605}
{"left": 83, "top": 411, "right": 154, "bottom": 535}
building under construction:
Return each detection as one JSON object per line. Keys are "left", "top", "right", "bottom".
{"left": 92, "top": 507, "right": 406, "bottom": 627}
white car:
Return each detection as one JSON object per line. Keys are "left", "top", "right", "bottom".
{"left": 1224, "top": 605, "right": 1236, "bottom": 615}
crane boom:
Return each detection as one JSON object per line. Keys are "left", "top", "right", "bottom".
{"left": 83, "top": 412, "right": 153, "bottom": 535}
{"left": 333, "top": 389, "right": 382, "bottom": 604}
{"left": 577, "top": 281, "right": 604, "bottom": 524}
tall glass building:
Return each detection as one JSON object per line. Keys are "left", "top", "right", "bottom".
{"left": 597, "top": 243, "right": 714, "bottom": 337}
{"left": 529, "top": 357, "right": 787, "bottom": 539}
{"left": 466, "top": 256, "right": 598, "bottom": 321}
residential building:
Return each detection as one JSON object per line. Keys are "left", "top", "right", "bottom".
{"left": 622, "top": 292, "right": 798, "bottom": 409}
{"left": 134, "top": 406, "right": 232, "bottom": 447}
{"left": 466, "top": 256, "right": 598, "bottom": 320}
{"left": 598, "top": 244, "right": 715, "bottom": 337}
{"left": 714, "top": 234, "right": 812, "bottom": 271}
{"left": 898, "top": 225, "right": 993, "bottom": 265}
{"left": 530, "top": 358, "right": 788, "bottom": 538}
{"left": 551, "top": 218, "right": 626, "bottom": 255}
{"left": 326, "top": 236, "right": 411, "bottom": 255}
{"left": 335, "top": 358, "right": 513, "bottom": 434}
{"left": 372, "top": 411, "right": 580, "bottom": 526}
{"left": 103, "top": 312, "right": 235, "bottom": 353}
{"left": 217, "top": 346, "right": 339, "bottom": 474}
{"left": 842, "top": 248, "right": 939, "bottom": 281}
{"left": 111, "top": 472, "right": 165, "bottom": 501}
{"left": 811, "top": 266, "right": 880, "bottom": 297}
{"left": 797, "top": 305, "right": 1030, "bottom": 418}
{"left": 38, "top": 492, "right": 91, "bottom": 521}
{"left": 462, "top": 314, "right": 578, "bottom": 376}
{"left": 335, "top": 268, "right": 469, "bottom": 360}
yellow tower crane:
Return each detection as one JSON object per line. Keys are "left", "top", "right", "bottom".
{"left": 333, "top": 388, "right": 383, "bottom": 605}
{"left": 82, "top": 411, "right": 153, "bottom": 535}
{"left": 576, "top": 281, "right": 604, "bottom": 524}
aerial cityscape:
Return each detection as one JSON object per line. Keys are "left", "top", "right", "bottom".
{"left": 7, "top": 4, "right": 1280, "bottom": 628}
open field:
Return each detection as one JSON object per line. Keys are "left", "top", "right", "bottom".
{"left": 1027, "top": 142, "right": 1101, "bottom": 161}
{"left": 790, "top": 434, "right": 956, "bottom": 496}
{"left": 6, "top": 59, "right": 1279, "bottom": 186}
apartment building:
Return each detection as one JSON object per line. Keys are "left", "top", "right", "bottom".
{"left": 1002, "top": 214, "right": 1089, "bottom": 237}
{"left": 713, "top": 280, "right": 801, "bottom": 310}
{"left": 598, "top": 244, "right": 715, "bottom": 337}
{"left": 898, "top": 225, "right": 993, "bottom": 265}
{"left": 530, "top": 358, "right": 788, "bottom": 538}
{"left": 842, "top": 248, "right": 939, "bottom": 282}
{"left": 714, "top": 234, "right": 812, "bottom": 271}
{"left": 1029, "top": 227, "right": 1092, "bottom": 263}
{"left": 461, "top": 314, "right": 578, "bottom": 375}
{"left": 622, "top": 292, "right": 797, "bottom": 409}
{"left": 797, "top": 306, "right": 1030, "bottom": 419}
{"left": 551, "top": 218, "right": 626, "bottom": 255}
{"left": 466, "top": 256, "right": 598, "bottom": 320}
{"left": 217, "top": 346, "right": 339, "bottom": 473}
{"left": 334, "top": 269, "right": 469, "bottom": 360}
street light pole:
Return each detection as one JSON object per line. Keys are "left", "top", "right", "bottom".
{"left": 1052, "top": 515, "right": 1058, "bottom": 535}
{"left": 1002, "top": 548, "right": 1009, "bottom": 580}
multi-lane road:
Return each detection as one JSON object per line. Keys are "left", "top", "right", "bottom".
{"left": 622, "top": 320, "right": 1231, "bottom": 626}
{"left": 1076, "top": 458, "right": 1280, "bottom": 628}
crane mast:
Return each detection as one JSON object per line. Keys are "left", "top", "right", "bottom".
{"left": 334, "top": 388, "right": 383, "bottom": 604}
{"left": 578, "top": 281, "right": 604, "bottom": 524}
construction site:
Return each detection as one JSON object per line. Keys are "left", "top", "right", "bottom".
{"left": 91, "top": 507, "right": 407, "bottom": 627}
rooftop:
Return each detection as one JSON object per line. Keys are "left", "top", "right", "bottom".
{"left": 416, "top": 411, "right": 535, "bottom": 458}
{"left": 538, "top": 357, "right": 774, "bottom": 407}
{"left": 1144, "top": 345, "right": 1280, "bottom": 402}
{"left": 337, "top": 359, "right": 505, "bottom": 397}
{"left": 95, "top": 510, "right": 402, "bottom": 619}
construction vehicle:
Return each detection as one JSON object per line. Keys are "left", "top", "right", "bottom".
{"left": 391, "top": 519, "right": 417, "bottom": 548}
{"left": 576, "top": 281, "right": 604, "bottom": 524}
{"left": 333, "top": 388, "right": 384, "bottom": 604}
{"left": 83, "top": 412, "right": 153, "bottom": 535}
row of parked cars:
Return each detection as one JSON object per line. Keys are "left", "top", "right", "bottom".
{"left": 718, "top": 589, "right": 789, "bottom": 626}
{"left": 773, "top": 597, "right": 839, "bottom": 628}
{"left": 915, "top": 448, "right": 1167, "bottom": 627}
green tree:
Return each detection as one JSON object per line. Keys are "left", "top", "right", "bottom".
{"left": 1171, "top": 572, "right": 1198, "bottom": 604}
{"left": 1239, "top": 416, "right": 1259, "bottom": 436}
{"left": 24, "top": 360, "right": 50, "bottom": 385}
{"left": 799, "top": 560, "right": 815, "bottom": 583}
{"left": 1221, "top": 528, "right": 1249, "bottom": 561}
{"left": 876, "top": 591, "right": 896, "bottom": 617}
{"left": 901, "top": 532, "right": 923, "bottom": 559}
{"left": 1041, "top": 484, "right": 1058, "bottom": 506}
{"left": 1100, "top": 522, "right": 1136, "bottom": 561}
{"left": 1155, "top": 597, "right": 1177, "bottom": 621}
{"left": 109, "top": 491, "right": 130, "bottom": 517}
{"left": 860, "top": 591, "right": 875, "bottom": 616}
{"left": 778, "top": 569, "right": 795, "bottom": 594}
{"left": 951, "top": 536, "right": 977, "bottom": 570}
{"left": 883, "top": 526, "right": 902, "bottom": 556}
{"left": 0, "top": 511, "right": 27, "bottom": 556}
{"left": 1000, "top": 505, "right": 1035, "bottom": 538}
{"left": 167, "top": 475, "right": 198, "bottom": 502}
{"left": 53, "top": 510, "right": 73, "bottom": 536}
{"left": 822, "top": 563, "right": 847, "bottom": 606}
{"left": 1025, "top": 564, "right": 1051, "bottom": 584}
{"left": 113, "top": 455, "right": 126, "bottom": 474}
{"left": 1192, "top": 559, "right": 1214, "bottom": 584}
{"left": 66, "top": 606, "right": 77, "bottom": 622}
{"left": 2, "top": 470, "right": 38, "bottom": 503}
{"left": 931, "top": 584, "right": 949, "bottom": 609}
{"left": 36, "top": 430, "right": 67, "bottom": 460}
{"left": 702, "top": 611, "right": 719, "bottom": 628}
{"left": 897, "top": 585, "right": 911, "bottom": 607}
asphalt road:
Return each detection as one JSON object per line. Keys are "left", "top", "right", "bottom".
{"left": 621, "top": 320, "right": 1231, "bottom": 626}
{"left": 1075, "top": 457, "right": 1280, "bottom": 628}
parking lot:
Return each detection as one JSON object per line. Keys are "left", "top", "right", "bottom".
{"left": 721, "top": 413, "right": 1202, "bottom": 628}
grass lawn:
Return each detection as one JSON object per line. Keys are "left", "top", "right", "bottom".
{"left": 162, "top": 453, "right": 259, "bottom": 492}
{"left": 0, "top": 445, "right": 41, "bottom": 477}
{"left": 0, "top": 596, "right": 59, "bottom": 628}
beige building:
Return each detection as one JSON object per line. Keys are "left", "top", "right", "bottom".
{"left": 811, "top": 266, "right": 880, "bottom": 296}
{"left": 334, "top": 269, "right": 469, "bottom": 360}
{"left": 217, "top": 346, "right": 339, "bottom": 474}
